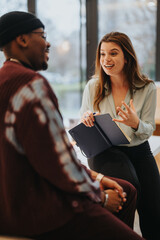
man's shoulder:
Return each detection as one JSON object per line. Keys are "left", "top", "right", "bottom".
{"left": 1, "top": 61, "right": 37, "bottom": 80}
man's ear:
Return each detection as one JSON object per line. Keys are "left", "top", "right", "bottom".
{"left": 15, "top": 34, "right": 29, "bottom": 48}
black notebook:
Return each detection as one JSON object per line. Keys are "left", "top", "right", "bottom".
{"left": 68, "top": 113, "right": 131, "bottom": 158}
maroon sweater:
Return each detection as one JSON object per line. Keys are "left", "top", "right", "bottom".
{"left": 0, "top": 61, "right": 101, "bottom": 237}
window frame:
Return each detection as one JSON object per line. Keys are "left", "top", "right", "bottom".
{"left": 28, "top": 0, "right": 160, "bottom": 82}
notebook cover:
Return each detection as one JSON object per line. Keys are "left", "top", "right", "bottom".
{"left": 94, "top": 114, "right": 130, "bottom": 145}
{"left": 68, "top": 113, "right": 130, "bottom": 158}
{"left": 69, "top": 123, "right": 111, "bottom": 158}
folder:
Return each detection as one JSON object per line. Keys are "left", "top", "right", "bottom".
{"left": 68, "top": 113, "right": 131, "bottom": 158}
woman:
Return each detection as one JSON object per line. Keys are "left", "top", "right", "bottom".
{"left": 80, "top": 31, "right": 160, "bottom": 240}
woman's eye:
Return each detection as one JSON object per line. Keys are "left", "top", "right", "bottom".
{"left": 111, "top": 52, "right": 117, "bottom": 56}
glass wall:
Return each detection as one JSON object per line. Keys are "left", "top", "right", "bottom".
{"left": 37, "top": 0, "right": 86, "bottom": 124}
{"left": 98, "top": 0, "right": 157, "bottom": 80}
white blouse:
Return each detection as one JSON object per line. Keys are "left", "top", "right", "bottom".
{"left": 80, "top": 78, "right": 157, "bottom": 147}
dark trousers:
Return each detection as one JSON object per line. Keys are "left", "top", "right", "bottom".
{"left": 34, "top": 179, "right": 143, "bottom": 240}
{"left": 88, "top": 141, "right": 160, "bottom": 240}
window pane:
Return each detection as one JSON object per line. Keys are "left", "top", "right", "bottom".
{"left": 0, "top": 0, "right": 27, "bottom": 67}
{"left": 37, "top": 0, "right": 86, "bottom": 123}
{"left": 98, "top": 0, "right": 157, "bottom": 80}
{"left": 0, "top": 0, "right": 27, "bottom": 14}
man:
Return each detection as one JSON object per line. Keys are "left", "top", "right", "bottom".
{"left": 0, "top": 11, "right": 143, "bottom": 239}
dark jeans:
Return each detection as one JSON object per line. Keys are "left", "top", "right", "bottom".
{"left": 34, "top": 178, "right": 143, "bottom": 240}
{"left": 88, "top": 141, "right": 160, "bottom": 240}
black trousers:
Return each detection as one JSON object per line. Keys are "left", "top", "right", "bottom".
{"left": 88, "top": 141, "right": 160, "bottom": 240}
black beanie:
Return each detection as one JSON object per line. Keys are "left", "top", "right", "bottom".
{"left": 0, "top": 11, "right": 44, "bottom": 48}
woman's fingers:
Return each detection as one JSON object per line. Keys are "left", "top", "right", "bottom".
{"left": 81, "top": 111, "right": 95, "bottom": 127}
{"left": 117, "top": 108, "right": 128, "bottom": 120}
{"left": 121, "top": 101, "right": 130, "bottom": 112}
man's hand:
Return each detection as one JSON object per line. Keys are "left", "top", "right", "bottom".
{"left": 91, "top": 171, "right": 127, "bottom": 212}
{"left": 102, "top": 189, "right": 126, "bottom": 213}
{"left": 101, "top": 176, "right": 126, "bottom": 200}
{"left": 91, "top": 170, "right": 127, "bottom": 200}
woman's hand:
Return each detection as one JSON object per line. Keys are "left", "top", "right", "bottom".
{"left": 81, "top": 111, "right": 99, "bottom": 127}
{"left": 113, "top": 99, "right": 140, "bottom": 130}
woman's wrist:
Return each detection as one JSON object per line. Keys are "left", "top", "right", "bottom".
{"left": 132, "top": 118, "right": 140, "bottom": 130}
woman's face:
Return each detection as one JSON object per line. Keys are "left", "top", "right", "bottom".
{"left": 100, "top": 41, "right": 126, "bottom": 77}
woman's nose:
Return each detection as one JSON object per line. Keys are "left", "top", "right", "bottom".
{"left": 104, "top": 54, "right": 111, "bottom": 62}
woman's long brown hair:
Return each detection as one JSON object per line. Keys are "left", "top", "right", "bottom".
{"left": 93, "top": 32, "right": 153, "bottom": 112}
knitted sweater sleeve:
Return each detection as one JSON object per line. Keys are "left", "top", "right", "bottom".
{"left": 6, "top": 76, "right": 101, "bottom": 202}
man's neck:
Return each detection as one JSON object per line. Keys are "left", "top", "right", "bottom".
{"left": 8, "top": 58, "right": 34, "bottom": 70}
